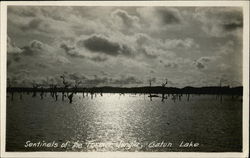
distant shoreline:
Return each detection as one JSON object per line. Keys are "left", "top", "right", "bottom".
{"left": 6, "top": 86, "right": 243, "bottom": 95}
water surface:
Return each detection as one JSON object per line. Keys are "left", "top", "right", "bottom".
{"left": 6, "top": 93, "right": 242, "bottom": 152}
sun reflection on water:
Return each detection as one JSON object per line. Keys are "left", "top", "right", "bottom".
{"left": 73, "top": 93, "right": 141, "bottom": 151}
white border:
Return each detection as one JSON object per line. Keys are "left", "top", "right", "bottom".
{"left": 0, "top": 1, "right": 249, "bottom": 158}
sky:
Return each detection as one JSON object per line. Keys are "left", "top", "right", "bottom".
{"left": 7, "top": 6, "right": 243, "bottom": 88}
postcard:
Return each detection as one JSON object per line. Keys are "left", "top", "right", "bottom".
{"left": 0, "top": 1, "right": 249, "bottom": 158}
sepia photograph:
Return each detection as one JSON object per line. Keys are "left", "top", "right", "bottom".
{"left": 0, "top": 1, "right": 249, "bottom": 158}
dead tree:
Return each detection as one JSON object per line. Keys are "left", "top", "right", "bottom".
{"left": 60, "top": 75, "right": 70, "bottom": 101}
{"left": 161, "top": 78, "right": 168, "bottom": 102}
{"left": 32, "top": 83, "right": 39, "bottom": 98}
{"left": 149, "top": 79, "right": 153, "bottom": 101}
{"left": 40, "top": 86, "right": 44, "bottom": 99}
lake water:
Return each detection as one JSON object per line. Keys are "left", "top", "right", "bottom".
{"left": 6, "top": 93, "right": 242, "bottom": 152}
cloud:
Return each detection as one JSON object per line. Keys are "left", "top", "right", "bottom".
{"left": 8, "top": 7, "right": 73, "bottom": 39}
{"left": 54, "top": 73, "right": 144, "bottom": 87}
{"left": 7, "top": 36, "right": 22, "bottom": 54}
{"left": 65, "top": 73, "right": 87, "bottom": 86}
{"left": 111, "top": 9, "right": 139, "bottom": 28}
{"left": 54, "top": 56, "right": 70, "bottom": 64}
{"left": 77, "top": 34, "right": 133, "bottom": 57}
{"left": 155, "top": 8, "right": 182, "bottom": 25}
{"left": 150, "top": 70, "right": 155, "bottom": 74}
{"left": 136, "top": 7, "right": 182, "bottom": 30}
{"left": 135, "top": 33, "right": 199, "bottom": 60}
{"left": 90, "top": 56, "right": 108, "bottom": 62}
{"left": 59, "top": 73, "right": 107, "bottom": 87}
{"left": 7, "top": 70, "right": 52, "bottom": 87}
{"left": 111, "top": 75, "right": 143, "bottom": 85}
{"left": 63, "top": 73, "right": 108, "bottom": 87}
{"left": 60, "top": 43, "right": 85, "bottom": 58}
{"left": 218, "top": 63, "right": 231, "bottom": 71}
{"left": 164, "top": 38, "right": 199, "bottom": 49}
{"left": 22, "top": 40, "right": 47, "bottom": 55}
{"left": 21, "top": 18, "right": 53, "bottom": 34}
{"left": 6, "top": 6, "right": 243, "bottom": 88}
{"left": 8, "top": 7, "right": 37, "bottom": 17}
{"left": 223, "top": 21, "right": 243, "bottom": 31}
{"left": 22, "top": 18, "right": 42, "bottom": 30}
{"left": 135, "top": 33, "right": 151, "bottom": 46}
{"left": 195, "top": 62, "right": 205, "bottom": 69}
{"left": 198, "top": 57, "right": 212, "bottom": 63}
{"left": 61, "top": 42, "right": 109, "bottom": 61}
{"left": 193, "top": 56, "right": 215, "bottom": 70}
{"left": 135, "top": 33, "right": 181, "bottom": 59}
{"left": 39, "top": 7, "right": 73, "bottom": 21}
{"left": 164, "top": 62, "right": 178, "bottom": 68}
{"left": 66, "top": 73, "right": 144, "bottom": 87}
{"left": 35, "top": 63, "right": 49, "bottom": 68}
{"left": 68, "top": 73, "right": 87, "bottom": 81}
{"left": 87, "top": 76, "right": 109, "bottom": 86}
{"left": 217, "top": 40, "right": 235, "bottom": 55}
{"left": 139, "top": 47, "right": 158, "bottom": 59}
{"left": 194, "top": 7, "right": 243, "bottom": 37}
{"left": 8, "top": 39, "right": 54, "bottom": 66}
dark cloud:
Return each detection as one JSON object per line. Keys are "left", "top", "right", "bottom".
{"left": 78, "top": 35, "right": 132, "bottom": 57}
{"left": 60, "top": 43, "right": 85, "bottom": 58}
{"left": 156, "top": 8, "right": 181, "bottom": 25}
{"left": 223, "top": 21, "right": 243, "bottom": 31}
{"left": 79, "top": 35, "right": 120, "bottom": 55}
{"left": 220, "top": 9, "right": 243, "bottom": 32}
